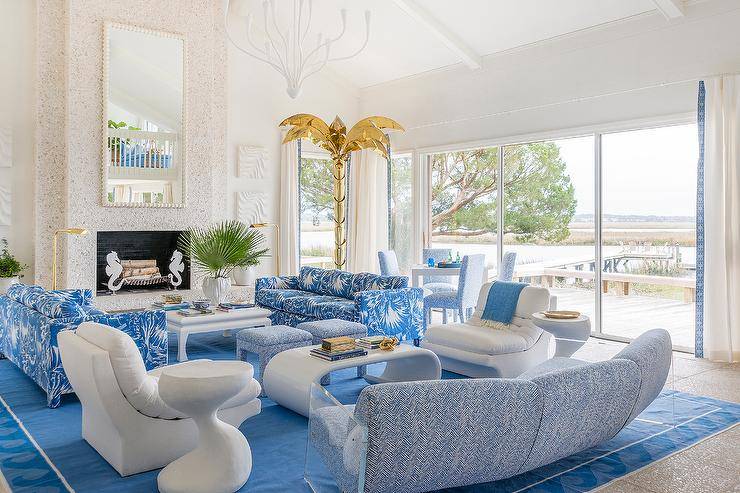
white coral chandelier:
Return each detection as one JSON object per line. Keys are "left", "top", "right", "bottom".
{"left": 226, "top": 0, "right": 371, "bottom": 99}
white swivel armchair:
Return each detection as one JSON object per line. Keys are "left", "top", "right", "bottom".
{"left": 422, "top": 282, "right": 554, "bottom": 378}
{"left": 58, "top": 322, "right": 261, "bottom": 476}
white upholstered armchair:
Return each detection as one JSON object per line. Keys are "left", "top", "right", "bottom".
{"left": 58, "top": 322, "right": 261, "bottom": 476}
{"left": 422, "top": 282, "right": 554, "bottom": 377}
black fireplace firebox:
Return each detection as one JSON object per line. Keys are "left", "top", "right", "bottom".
{"left": 96, "top": 231, "right": 191, "bottom": 295}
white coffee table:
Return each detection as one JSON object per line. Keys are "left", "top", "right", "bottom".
{"left": 167, "top": 307, "right": 272, "bottom": 361}
{"left": 263, "top": 344, "right": 441, "bottom": 417}
{"left": 157, "top": 360, "right": 254, "bottom": 493}
{"left": 531, "top": 312, "right": 591, "bottom": 357}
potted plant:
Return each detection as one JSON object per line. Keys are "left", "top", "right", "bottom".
{"left": 178, "top": 221, "right": 268, "bottom": 305}
{"left": 0, "top": 239, "right": 28, "bottom": 294}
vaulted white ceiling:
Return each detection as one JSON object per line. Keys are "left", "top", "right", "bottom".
{"left": 234, "top": 0, "right": 691, "bottom": 88}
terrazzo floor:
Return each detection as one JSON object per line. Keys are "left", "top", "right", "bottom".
{"left": 0, "top": 337, "right": 736, "bottom": 493}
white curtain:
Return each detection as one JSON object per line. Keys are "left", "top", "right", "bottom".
{"left": 347, "top": 150, "right": 389, "bottom": 273}
{"left": 279, "top": 136, "right": 300, "bottom": 276}
{"left": 703, "top": 75, "right": 740, "bottom": 362}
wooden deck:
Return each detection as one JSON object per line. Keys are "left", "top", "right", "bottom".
{"left": 551, "top": 287, "right": 695, "bottom": 350}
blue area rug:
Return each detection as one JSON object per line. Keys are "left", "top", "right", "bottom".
{"left": 0, "top": 332, "right": 738, "bottom": 493}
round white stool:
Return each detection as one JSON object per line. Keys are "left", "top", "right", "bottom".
{"left": 531, "top": 312, "right": 591, "bottom": 357}
{"left": 157, "top": 361, "right": 253, "bottom": 493}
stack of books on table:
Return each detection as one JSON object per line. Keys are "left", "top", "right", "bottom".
{"left": 355, "top": 336, "right": 385, "bottom": 350}
{"left": 217, "top": 302, "right": 255, "bottom": 312}
{"left": 310, "top": 336, "right": 367, "bottom": 362}
{"left": 151, "top": 301, "right": 191, "bottom": 311}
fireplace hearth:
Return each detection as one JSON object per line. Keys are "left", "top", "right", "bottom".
{"left": 96, "top": 231, "right": 191, "bottom": 295}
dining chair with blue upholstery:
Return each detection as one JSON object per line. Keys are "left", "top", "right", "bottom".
{"left": 424, "top": 254, "right": 486, "bottom": 324}
{"left": 377, "top": 250, "right": 400, "bottom": 276}
{"left": 498, "top": 251, "right": 517, "bottom": 281}
{"left": 421, "top": 247, "right": 456, "bottom": 294}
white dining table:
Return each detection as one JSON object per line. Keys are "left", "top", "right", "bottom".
{"left": 410, "top": 264, "right": 490, "bottom": 288}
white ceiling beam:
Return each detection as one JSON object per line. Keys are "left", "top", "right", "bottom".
{"left": 651, "top": 0, "right": 685, "bottom": 19}
{"left": 391, "top": 0, "right": 482, "bottom": 70}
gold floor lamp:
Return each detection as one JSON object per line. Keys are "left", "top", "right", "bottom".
{"left": 52, "top": 228, "right": 89, "bottom": 289}
{"left": 250, "top": 222, "right": 280, "bottom": 275}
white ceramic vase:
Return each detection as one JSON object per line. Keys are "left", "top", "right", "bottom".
{"left": 232, "top": 266, "right": 256, "bottom": 287}
{"left": 202, "top": 276, "right": 231, "bottom": 305}
{"left": 0, "top": 276, "right": 19, "bottom": 295}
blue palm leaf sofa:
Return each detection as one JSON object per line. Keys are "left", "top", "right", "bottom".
{"left": 256, "top": 267, "right": 424, "bottom": 342}
{"left": 0, "top": 284, "right": 168, "bottom": 408}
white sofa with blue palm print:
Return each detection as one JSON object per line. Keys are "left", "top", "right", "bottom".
{"left": 256, "top": 266, "right": 425, "bottom": 343}
{"left": 0, "top": 284, "right": 168, "bottom": 408}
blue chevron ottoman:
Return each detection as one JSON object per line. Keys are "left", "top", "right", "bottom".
{"left": 297, "top": 319, "right": 368, "bottom": 384}
{"left": 237, "top": 325, "right": 313, "bottom": 397}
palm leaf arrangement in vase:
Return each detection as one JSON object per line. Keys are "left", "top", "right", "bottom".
{"left": 178, "top": 221, "right": 268, "bottom": 305}
{"left": 280, "top": 114, "right": 404, "bottom": 269}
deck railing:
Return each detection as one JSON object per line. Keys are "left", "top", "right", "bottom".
{"left": 107, "top": 128, "right": 179, "bottom": 169}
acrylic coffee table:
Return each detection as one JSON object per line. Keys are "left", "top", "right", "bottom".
{"left": 263, "top": 344, "right": 441, "bottom": 417}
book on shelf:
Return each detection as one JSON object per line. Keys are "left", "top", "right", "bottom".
{"left": 176, "top": 308, "right": 214, "bottom": 317}
{"left": 217, "top": 302, "right": 255, "bottom": 312}
{"left": 310, "top": 347, "right": 367, "bottom": 362}
{"left": 355, "top": 335, "right": 385, "bottom": 349}
{"left": 321, "top": 336, "right": 356, "bottom": 351}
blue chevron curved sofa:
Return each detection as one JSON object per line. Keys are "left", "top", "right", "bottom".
{"left": 0, "top": 284, "right": 168, "bottom": 408}
{"left": 256, "top": 266, "right": 424, "bottom": 342}
{"left": 309, "top": 329, "right": 672, "bottom": 493}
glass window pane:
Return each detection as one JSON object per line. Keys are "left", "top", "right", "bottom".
{"left": 389, "top": 153, "right": 414, "bottom": 274}
{"left": 503, "top": 136, "right": 596, "bottom": 325}
{"left": 601, "top": 124, "right": 697, "bottom": 350}
{"left": 429, "top": 147, "right": 499, "bottom": 272}
{"left": 299, "top": 154, "right": 335, "bottom": 269}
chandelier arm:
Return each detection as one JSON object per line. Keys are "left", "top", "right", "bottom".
{"left": 226, "top": 15, "right": 287, "bottom": 74}
{"left": 298, "top": 9, "right": 346, "bottom": 70}
{"left": 299, "top": 47, "right": 331, "bottom": 85}
{"left": 301, "top": 0, "right": 313, "bottom": 43}
{"left": 327, "top": 12, "right": 371, "bottom": 62}
{"left": 262, "top": 4, "right": 290, "bottom": 75}
{"left": 267, "top": 0, "right": 289, "bottom": 63}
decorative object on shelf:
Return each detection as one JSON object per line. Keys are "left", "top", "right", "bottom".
{"left": 237, "top": 145, "right": 268, "bottom": 178}
{"left": 105, "top": 251, "right": 124, "bottom": 294}
{"left": 543, "top": 310, "right": 581, "bottom": 320}
{"left": 0, "top": 239, "right": 27, "bottom": 294}
{"left": 163, "top": 294, "right": 183, "bottom": 304}
{"left": 168, "top": 250, "right": 185, "bottom": 289}
{"left": 0, "top": 185, "right": 10, "bottom": 226}
{"left": 225, "top": 0, "right": 370, "bottom": 99}
{"left": 379, "top": 337, "right": 399, "bottom": 351}
{"left": 51, "top": 227, "right": 88, "bottom": 290}
{"left": 249, "top": 222, "right": 280, "bottom": 275}
{"left": 191, "top": 299, "right": 211, "bottom": 311}
{"left": 236, "top": 191, "right": 268, "bottom": 226}
{"left": 178, "top": 221, "right": 268, "bottom": 305}
{"left": 279, "top": 115, "right": 404, "bottom": 268}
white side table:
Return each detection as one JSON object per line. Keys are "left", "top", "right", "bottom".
{"left": 157, "top": 361, "right": 254, "bottom": 493}
{"left": 531, "top": 312, "right": 591, "bottom": 357}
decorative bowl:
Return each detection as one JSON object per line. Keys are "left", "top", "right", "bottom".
{"left": 191, "top": 299, "right": 211, "bottom": 310}
{"left": 543, "top": 310, "right": 580, "bottom": 320}
{"left": 438, "top": 262, "right": 461, "bottom": 268}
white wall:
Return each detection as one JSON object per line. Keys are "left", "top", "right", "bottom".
{"left": 226, "top": 48, "right": 359, "bottom": 276}
{"left": 361, "top": 0, "right": 740, "bottom": 151}
{"left": 0, "top": 0, "right": 35, "bottom": 280}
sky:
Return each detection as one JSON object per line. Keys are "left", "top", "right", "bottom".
{"left": 557, "top": 123, "right": 698, "bottom": 218}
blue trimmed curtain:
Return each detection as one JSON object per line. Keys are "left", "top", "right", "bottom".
{"left": 695, "top": 82, "right": 705, "bottom": 358}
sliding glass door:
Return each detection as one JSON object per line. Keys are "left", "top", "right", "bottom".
{"left": 601, "top": 124, "right": 697, "bottom": 350}
{"left": 419, "top": 120, "right": 698, "bottom": 351}
{"left": 388, "top": 153, "right": 414, "bottom": 274}
{"left": 299, "top": 152, "right": 335, "bottom": 268}
{"left": 428, "top": 147, "right": 500, "bottom": 271}
{"left": 502, "top": 136, "right": 596, "bottom": 324}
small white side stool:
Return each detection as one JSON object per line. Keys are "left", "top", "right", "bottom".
{"left": 531, "top": 312, "right": 591, "bottom": 357}
{"left": 157, "top": 361, "right": 254, "bottom": 493}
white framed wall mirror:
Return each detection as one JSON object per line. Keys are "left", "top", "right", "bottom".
{"left": 103, "top": 23, "right": 186, "bottom": 208}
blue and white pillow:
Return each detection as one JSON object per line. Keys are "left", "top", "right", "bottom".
{"left": 35, "top": 293, "right": 85, "bottom": 319}
{"left": 5, "top": 284, "right": 45, "bottom": 308}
